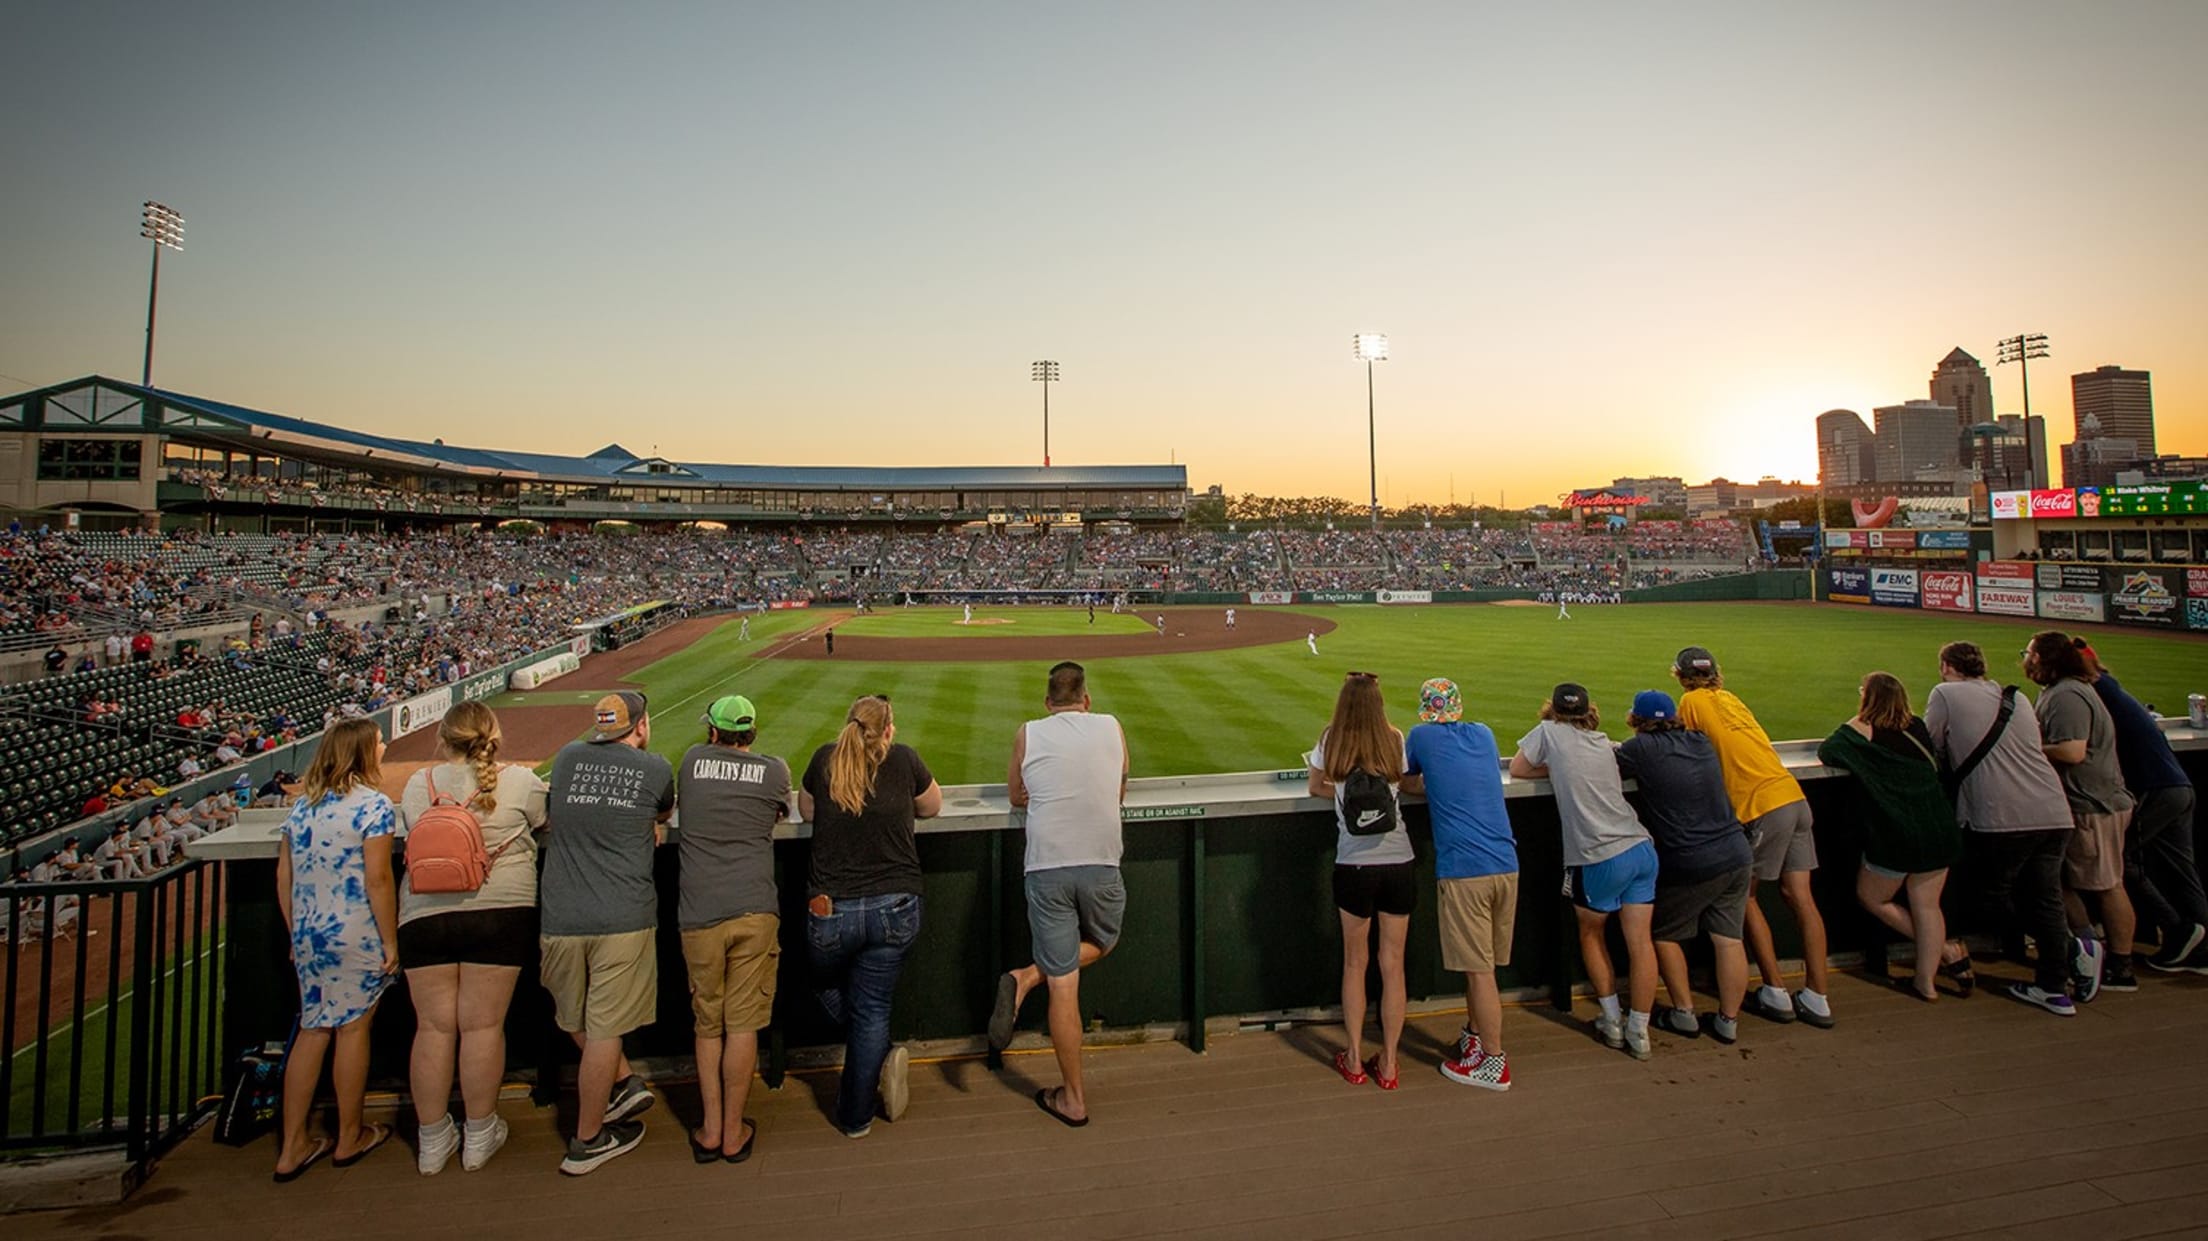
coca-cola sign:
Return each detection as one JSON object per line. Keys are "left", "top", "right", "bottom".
{"left": 2027, "top": 489, "right": 2077, "bottom": 519}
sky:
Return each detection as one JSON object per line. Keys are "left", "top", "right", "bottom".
{"left": 4, "top": 2, "right": 2205, "bottom": 506}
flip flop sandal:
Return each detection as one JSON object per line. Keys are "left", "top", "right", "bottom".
{"left": 1890, "top": 974, "right": 1939, "bottom": 1003}
{"left": 1332, "top": 1050, "right": 1369, "bottom": 1086}
{"left": 691, "top": 1130, "right": 722, "bottom": 1165}
{"left": 1034, "top": 1087, "right": 1089, "bottom": 1128}
{"left": 273, "top": 1137, "right": 332, "bottom": 1184}
{"left": 1940, "top": 953, "right": 1976, "bottom": 998}
{"left": 988, "top": 973, "right": 1020, "bottom": 1052}
{"left": 333, "top": 1123, "right": 393, "bottom": 1168}
{"left": 725, "top": 1121, "right": 757, "bottom": 1164}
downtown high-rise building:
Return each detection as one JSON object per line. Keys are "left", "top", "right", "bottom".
{"left": 1815, "top": 409, "right": 1876, "bottom": 486}
{"left": 1874, "top": 400, "right": 1962, "bottom": 482}
{"left": 2071, "top": 365, "right": 2155, "bottom": 457}
{"left": 1930, "top": 347, "right": 1996, "bottom": 434}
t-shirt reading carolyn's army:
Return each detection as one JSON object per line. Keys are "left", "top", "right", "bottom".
{"left": 539, "top": 740, "right": 675, "bottom": 937}
{"left": 675, "top": 743, "right": 789, "bottom": 930}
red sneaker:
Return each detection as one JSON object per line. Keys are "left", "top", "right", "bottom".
{"left": 1438, "top": 1051, "right": 1510, "bottom": 1091}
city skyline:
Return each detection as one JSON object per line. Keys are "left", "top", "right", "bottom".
{"left": 3, "top": 3, "right": 2204, "bottom": 505}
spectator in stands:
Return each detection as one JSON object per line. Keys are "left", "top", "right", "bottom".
{"left": 674, "top": 695, "right": 788, "bottom": 1164}
{"left": 396, "top": 702, "right": 549, "bottom": 1175}
{"left": 1618, "top": 690, "right": 1755, "bottom": 1043}
{"left": 272, "top": 718, "right": 399, "bottom": 1180}
{"left": 131, "top": 628, "right": 153, "bottom": 662}
{"left": 1816, "top": 674, "right": 1967, "bottom": 1002}
{"left": 1672, "top": 646, "right": 1834, "bottom": 1029}
{"left": 104, "top": 631, "right": 125, "bottom": 664}
{"left": 539, "top": 692, "right": 673, "bottom": 1175}
{"left": 1307, "top": 671, "right": 1413, "bottom": 1089}
{"left": 799, "top": 694, "right": 942, "bottom": 1137}
{"left": 81, "top": 790, "right": 109, "bottom": 817}
{"left": 1407, "top": 678, "right": 1518, "bottom": 1091}
{"left": 2075, "top": 642, "right": 2208, "bottom": 973}
{"left": 1925, "top": 641, "right": 2079, "bottom": 1016}
{"left": 177, "top": 754, "right": 203, "bottom": 781}
{"left": 1512, "top": 684, "right": 1659, "bottom": 1059}
{"left": 43, "top": 642, "right": 67, "bottom": 675}
{"left": 2025, "top": 631, "right": 2138, "bottom": 998}
{"left": 992, "top": 662, "right": 1129, "bottom": 1126}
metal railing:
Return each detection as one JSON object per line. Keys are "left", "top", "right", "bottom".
{"left": 1, "top": 860, "right": 225, "bottom": 1160}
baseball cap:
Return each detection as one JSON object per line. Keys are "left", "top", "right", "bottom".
{"left": 590, "top": 691, "right": 648, "bottom": 743}
{"left": 1673, "top": 645, "right": 1718, "bottom": 675}
{"left": 703, "top": 694, "right": 758, "bottom": 732}
{"left": 1418, "top": 678, "right": 1463, "bottom": 723}
{"left": 1551, "top": 682, "right": 1590, "bottom": 715}
{"left": 1631, "top": 689, "right": 1677, "bottom": 721}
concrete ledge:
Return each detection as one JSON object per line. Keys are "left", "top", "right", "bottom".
{"left": 0, "top": 1148, "right": 144, "bottom": 1214}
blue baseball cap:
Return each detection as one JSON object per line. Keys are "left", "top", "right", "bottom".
{"left": 1631, "top": 689, "right": 1677, "bottom": 721}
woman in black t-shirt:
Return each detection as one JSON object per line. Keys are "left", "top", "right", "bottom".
{"left": 797, "top": 694, "right": 943, "bottom": 1137}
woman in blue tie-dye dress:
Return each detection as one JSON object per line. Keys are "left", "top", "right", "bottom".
{"left": 273, "top": 718, "right": 400, "bottom": 1180}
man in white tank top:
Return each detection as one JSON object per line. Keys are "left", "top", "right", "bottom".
{"left": 988, "top": 660, "right": 1129, "bottom": 1129}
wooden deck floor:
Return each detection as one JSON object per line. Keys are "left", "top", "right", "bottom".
{"left": 19, "top": 966, "right": 2208, "bottom": 1241}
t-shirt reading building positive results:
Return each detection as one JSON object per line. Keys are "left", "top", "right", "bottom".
{"left": 539, "top": 741, "right": 675, "bottom": 937}
{"left": 675, "top": 744, "right": 790, "bottom": 931}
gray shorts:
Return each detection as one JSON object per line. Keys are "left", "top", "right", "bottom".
{"left": 1653, "top": 865, "right": 1753, "bottom": 943}
{"left": 1747, "top": 801, "right": 1817, "bottom": 881}
{"left": 1025, "top": 865, "right": 1126, "bottom": 978}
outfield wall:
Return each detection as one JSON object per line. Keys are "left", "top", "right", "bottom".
{"left": 1824, "top": 560, "right": 2208, "bottom": 631}
{"left": 196, "top": 726, "right": 2208, "bottom": 1086}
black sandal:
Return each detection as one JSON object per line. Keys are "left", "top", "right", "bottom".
{"left": 1939, "top": 950, "right": 1976, "bottom": 998}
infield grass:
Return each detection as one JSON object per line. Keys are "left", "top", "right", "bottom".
{"left": 832, "top": 609, "right": 1159, "bottom": 638}
{"left": 542, "top": 604, "right": 2208, "bottom": 786}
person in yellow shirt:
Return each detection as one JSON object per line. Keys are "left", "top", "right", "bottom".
{"left": 1672, "top": 646, "right": 1834, "bottom": 1028}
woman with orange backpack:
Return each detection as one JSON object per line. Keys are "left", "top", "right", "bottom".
{"left": 396, "top": 702, "right": 549, "bottom": 1174}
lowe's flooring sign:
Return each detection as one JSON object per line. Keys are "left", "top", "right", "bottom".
{"left": 2038, "top": 591, "right": 2106, "bottom": 623}
{"left": 2109, "top": 568, "right": 2183, "bottom": 628}
{"left": 1870, "top": 568, "right": 1919, "bottom": 607}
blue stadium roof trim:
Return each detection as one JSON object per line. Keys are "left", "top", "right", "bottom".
{"left": 6, "top": 377, "right": 1186, "bottom": 491}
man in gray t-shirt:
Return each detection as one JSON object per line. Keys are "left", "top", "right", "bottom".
{"left": 539, "top": 691, "right": 674, "bottom": 1175}
{"left": 673, "top": 694, "right": 789, "bottom": 1162}
{"left": 2030, "top": 635, "right": 2139, "bottom": 995}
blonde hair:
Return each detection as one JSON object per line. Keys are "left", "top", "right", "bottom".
{"left": 437, "top": 701, "right": 503, "bottom": 813}
{"left": 828, "top": 696, "right": 894, "bottom": 816}
{"left": 303, "top": 718, "right": 383, "bottom": 803}
{"left": 1858, "top": 672, "right": 1916, "bottom": 732}
{"left": 1322, "top": 674, "right": 1404, "bottom": 783}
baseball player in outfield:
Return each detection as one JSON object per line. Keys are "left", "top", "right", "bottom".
{"left": 1306, "top": 631, "right": 1319, "bottom": 656}
{"left": 1225, "top": 608, "right": 1237, "bottom": 630}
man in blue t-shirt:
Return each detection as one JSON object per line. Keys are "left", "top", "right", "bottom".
{"left": 2087, "top": 659, "right": 2206, "bottom": 972}
{"left": 1404, "top": 678, "right": 1518, "bottom": 1092}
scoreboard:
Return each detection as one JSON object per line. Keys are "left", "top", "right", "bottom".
{"left": 2095, "top": 482, "right": 2208, "bottom": 517}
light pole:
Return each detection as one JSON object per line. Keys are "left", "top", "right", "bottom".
{"left": 1031, "top": 360, "right": 1059, "bottom": 467}
{"left": 139, "top": 201, "right": 185, "bottom": 388}
{"left": 1353, "top": 333, "right": 1387, "bottom": 530}
{"left": 1996, "top": 333, "right": 2048, "bottom": 488}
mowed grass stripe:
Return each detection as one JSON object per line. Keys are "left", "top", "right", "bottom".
{"left": 606, "top": 606, "right": 2208, "bottom": 786}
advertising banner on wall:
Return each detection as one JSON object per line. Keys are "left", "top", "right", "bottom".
{"left": 2034, "top": 563, "right": 2106, "bottom": 592}
{"left": 1978, "top": 561, "right": 2034, "bottom": 589}
{"left": 1916, "top": 530, "right": 1974, "bottom": 551}
{"left": 2189, "top": 568, "right": 2208, "bottom": 598}
{"left": 1920, "top": 571, "right": 1975, "bottom": 612}
{"left": 1870, "top": 568, "right": 1919, "bottom": 607}
{"left": 2191, "top": 598, "right": 2208, "bottom": 631}
{"left": 1826, "top": 566, "right": 1871, "bottom": 604}
{"left": 1375, "top": 589, "right": 1433, "bottom": 605}
{"left": 2038, "top": 591, "right": 2106, "bottom": 623}
{"left": 1976, "top": 584, "right": 2037, "bottom": 617}
{"left": 1300, "top": 591, "right": 1374, "bottom": 604}
{"left": 569, "top": 635, "right": 592, "bottom": 659}
{"left": 392, "top": 686, "right": 455, "bottom": 739}
{"left": 1246, "top": 591, "right": 1293, "bottom": 605}
{"left": 1990, "top": 492, "right": 2026, "bottom": 520}
{"left": 1824, "top": 530, "right": 1869, "bottom": 549}
{"left": 2026, "top": 489, "right": 2079, "bottom": 520}
{"left": 2108, "top": 568, "right": 2184, "bottom": 629}
{"left": 1867, "top": 530, "right": 1917, "bottom": 550}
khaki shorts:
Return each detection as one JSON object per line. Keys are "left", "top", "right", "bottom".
{"left": 2064, "top": 809, "right": 2130, "bottom": 892}
{"left": 680, "top": 912, "right": 781, "bottom": 1037}
{"left": 540, "top": 928, "right": 657, "bottom": 1041}
{"left": 1437, "top": 873, "right": 1518, "bottom": 973}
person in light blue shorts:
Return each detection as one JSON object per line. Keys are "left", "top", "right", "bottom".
{"left": 1512, "top": 683, "right": 1662, "bottom": 1060}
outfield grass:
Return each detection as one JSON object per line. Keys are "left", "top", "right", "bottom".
{"left": 538, "top": 604, "right": 2208, "bottom": 787}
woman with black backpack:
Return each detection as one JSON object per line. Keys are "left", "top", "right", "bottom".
{"left": 1308, "top": 672, "right": 1413, "bottom": 1090}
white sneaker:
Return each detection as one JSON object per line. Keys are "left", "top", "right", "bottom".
{"left": 1592, "top": 1011, "right": 1625, "bottom": 1049}
{"left": 881, "top": 1045, "right": 911, "bottom": 1123}
{"left": 417, "top": 1116, "right": 459, "bottom": 1176}
{"left": 461, "top": 1114, "right": 508, "bottom": 1172}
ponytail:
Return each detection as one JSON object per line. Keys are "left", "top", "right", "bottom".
{"left": 827, "top": 696, "right": 894, "bottom": 815}
{"left": 437, "top": 701, "right": 504, "bottom": 813}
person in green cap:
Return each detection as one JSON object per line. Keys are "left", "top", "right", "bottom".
{"left": 674, "top": 694, "right": 791, "bottom": 1164}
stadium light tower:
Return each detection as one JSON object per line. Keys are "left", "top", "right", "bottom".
{"left": 1996, "top": 333, "right": 2049, "bottom": 489}
{"left": 1031, "top": 360, "right": 1060, "bottom": 467}
{"left": 139, "top": 201, "right": 185, "bottom": 387}
{"left": 1353, "top": 333, "right": 1387, "bottom": 530}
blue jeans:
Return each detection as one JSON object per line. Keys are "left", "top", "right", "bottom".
{"left": 807, "top": 892, "right": 922, "bottom": 1133}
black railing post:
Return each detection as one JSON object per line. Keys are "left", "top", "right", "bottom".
{"left": 30, "top": 906, "right": 57, "bottom": 1138}
{"left": 1, "top": 895, "right": 18, "bottom": 1142}
{"left": 125, "top": 883, "right": 156, "bottom": 1162}
{"left": 67, "top": 904, "right": 93, "bottom": 1134}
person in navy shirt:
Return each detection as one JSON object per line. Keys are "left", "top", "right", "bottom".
{"left": 2079, "top": 643, "right": 2205, "bottom": 972}
{"left": 1404, "top": 678, "right": 1519, "bottom": 1092}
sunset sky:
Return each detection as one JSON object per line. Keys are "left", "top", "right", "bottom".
{"left": 3, "top": 2, "right": 2204, "bottom": 505}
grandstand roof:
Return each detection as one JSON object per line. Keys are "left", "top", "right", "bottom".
{"left": 2, "top": 376, "right": 1188, "bottom": 491}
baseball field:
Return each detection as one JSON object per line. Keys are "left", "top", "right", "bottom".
{"left": 451, "top": 602, "right": 2208, "bottom": 785}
